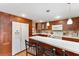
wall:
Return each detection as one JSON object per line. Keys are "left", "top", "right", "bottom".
{"left": 0, "top": 12, "right": 32, "bottom": 56}
{"left": 36, "top": 17, "right": 79, "bottom": 31}
{"left": 49, "top": 17, "right": 79, "bottom": 31}
{"left": 35, "top": 17, "right": 79, "bottom": 37}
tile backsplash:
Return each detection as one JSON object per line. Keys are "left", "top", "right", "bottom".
{"left": 52, "top": 31, "right": 63, "bottom": 37}
{"left": 63, "top": 31, "right": 79, "bottom": 37}
{"left": 40, "top": 30, "right": 79, "bottom": 37}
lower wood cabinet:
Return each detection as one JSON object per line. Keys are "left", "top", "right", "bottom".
{"left": 62, "top": 37, "right": 79, "bottom": 42}
{"left": 33, "top": 34, "right": 48, "bottom": 37}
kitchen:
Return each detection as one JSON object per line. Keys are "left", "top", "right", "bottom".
{"left": 31, "top": 17, "right": 79, "bottom": 56}
{"left": 0, "top": 3, "right": 79, "bottom": 56}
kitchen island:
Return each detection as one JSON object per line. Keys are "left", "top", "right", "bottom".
{"left": 29, "top": 36, "right": 79, "bottom": 56}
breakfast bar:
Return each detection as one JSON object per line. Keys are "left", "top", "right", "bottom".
{"left": 29, "top": 36, "right": 79, "bottom": 56}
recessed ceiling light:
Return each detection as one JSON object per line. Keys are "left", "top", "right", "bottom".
{"left": 67, "top": 3, "right": 71, "bottom": 4}
{"left": 22, "top": 14, "right": 26, "bottom": 17}
{"left": 46, "top": 10, "right": 50, "bottom": 12}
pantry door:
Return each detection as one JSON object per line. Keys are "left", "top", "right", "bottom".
{"left": 12, "top": 22, "right": 29, "bottom": 55}
{"left": 12, "top": 22, "right": 21, "bottom": 55}
{"left": 20, "top": 23, "right": 29, "bottom": 51}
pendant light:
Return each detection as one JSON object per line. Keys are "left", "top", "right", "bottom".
{"left": 46, "top": 22, "right": 50, "bottom": 26}
{"left": 46, "top": 10, "right": 50, "bottom": 26}
{"left": 67, "top": 3, "right": 73, "bottom": 25}
{"left": 67, "top": 18, "right": 73, "bottom": 24}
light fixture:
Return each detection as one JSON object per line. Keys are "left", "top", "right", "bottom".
{"left": 67, "top": 3, "right": 73, "bottom": 25}
{"left": 46, "top": 10, "right": 50, "bottom": 12}
{"left": 67, "top": 18, "right": 73, "bottom": 24}
{"left": 46, "top": 10, "right": 50, "bottom": 26}
{"left": 22, "top": 14, "right": 26, "bottom": 17}
{"left": 46, "top": 22, "right": 50, "bottom": 26}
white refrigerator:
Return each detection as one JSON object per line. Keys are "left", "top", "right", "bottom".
{"left": 12, "top": 22, "right": 29, "bottom": 55}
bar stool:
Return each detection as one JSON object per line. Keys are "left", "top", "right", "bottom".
{"left": 36, "top": 45, "right": 45, "bottom": 56}
{"left": 61, "top": 50, "right": 66, "bottom": 56}
{"left": 52, "top": 48, "right": 56, "bottom": 56}
{"left": 42, "top": 48, "right": 56, "bottom": 56}
{"left": 25, "top": 40, "right": 57, "bottom": 56}
{"left": 25, "top": 40, "right": 38, "bottom": 56}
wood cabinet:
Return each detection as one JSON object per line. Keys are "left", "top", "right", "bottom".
{"left": 36, "top": 22, "right": 50, "bottom": 32}
{"left": 0, "top": 12, "right": 32, "bottom": 56}
{"left": 41, "top": 23, "right": 45, "bottom": 29}
{"left": 37, "top": 23, "right": 41, "bottom": 30}
{"left": 62, "top": 37, "right": 79, "bottom": 42}
{"left": 51, "top": 17, "right": 79, "bottom": 31}
{"left": 36, "top": 17, "right": 79, "bottom": 31}
{"left": 63, "top": 18, "right": 79, "bottom": 30}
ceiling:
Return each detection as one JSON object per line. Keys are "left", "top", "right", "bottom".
{"left": 0, "top": 3, "right": 79, "bottom": 22}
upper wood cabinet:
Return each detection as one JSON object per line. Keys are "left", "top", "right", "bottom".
{"left": 36, "top": 22, "right": 50, "bottom": 30}
{"left": 63, "top": 18, "right": 79, "bottom": 30}
{"left": 41, "top": 23, "right": 49, "bottom": 30}
{"left": 50, "top": 17, "right": 79, "bottom": 31}
{"left": 36, "top": 23, "right": 42, "bottom": 30}
{"left": 41, "top": 23, "right": 45, "bottom": 29}
{"left": 36, "top": 17, "right": 79, "bottom": 31}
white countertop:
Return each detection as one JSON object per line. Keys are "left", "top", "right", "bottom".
{"left": 30, "top": 36, "right": 79, "bottom": 54}
{"left": 33, "top": 33, "right": 49, "bottom": 35}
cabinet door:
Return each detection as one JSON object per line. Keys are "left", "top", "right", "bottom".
{"left": 21, "top": 23, "right": 29, "bottom": 51}
{"left": 12, "top": 22, "right": 21, "bottom": 55}
{"left": 37, "top": 23, "right": 41, "bottom": 30}
{"left": 41, "top": 23, "right": 45, "bottom": 29}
